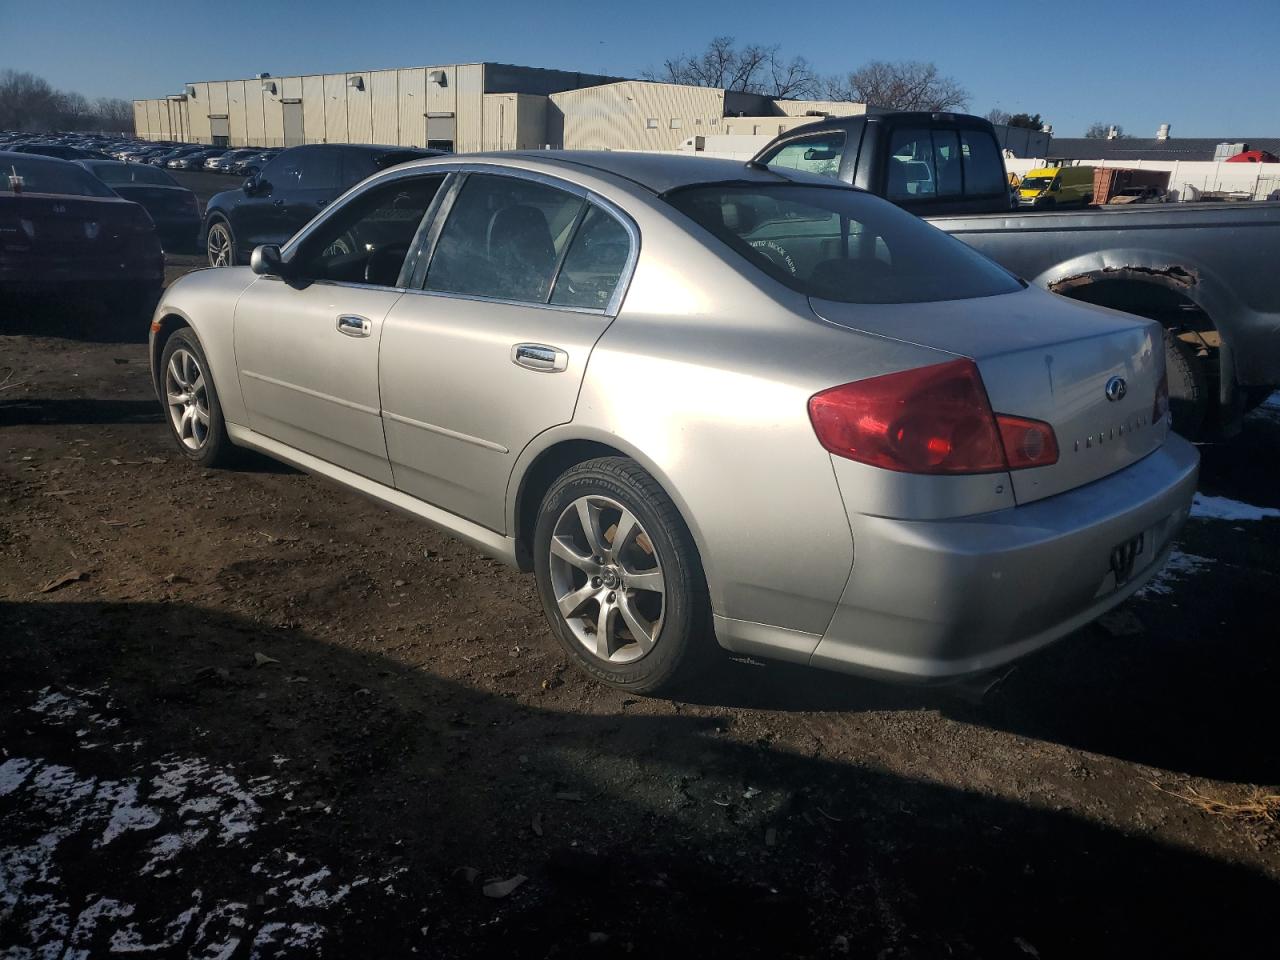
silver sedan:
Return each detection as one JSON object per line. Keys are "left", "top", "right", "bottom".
{"left": 148, "top": 151, "right": 1198, "bottom": 693}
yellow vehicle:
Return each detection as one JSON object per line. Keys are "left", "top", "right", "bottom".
{"left": 1017, "top": 165, "right": 1095, "bottom": 208}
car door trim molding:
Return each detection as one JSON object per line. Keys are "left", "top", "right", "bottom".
{"left": 382, "top": 410, "right": 510, "bottom": 454}
{"left": 241, "top": 369, "right": 380, "bottom": 417}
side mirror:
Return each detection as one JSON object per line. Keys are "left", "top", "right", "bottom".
{"left": 251, "top": 244, "right": 285, "bottom": 277}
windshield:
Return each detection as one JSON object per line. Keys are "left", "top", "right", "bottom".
{"left": 2, "top": 157, "right": 117, "bottom": 198}
{"left": 1019, "top": 176, "right": 1054, "bottom": 192}
{"left": 664, "top": 183, "right": 1022, "bottom": 304}
{"left": 89, "top": 163, "right": 178, "bottom": 186}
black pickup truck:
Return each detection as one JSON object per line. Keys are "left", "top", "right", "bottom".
{"left": 754, "top": 113, "right": 1280, "bottom": 439}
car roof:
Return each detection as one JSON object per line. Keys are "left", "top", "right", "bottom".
{"left": 0, "top": 149, "right": 76, "bottom": 168}
{"left": 441, "top": 150, "right": 844, "bottom": 195}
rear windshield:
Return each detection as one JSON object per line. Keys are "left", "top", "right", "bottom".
{"left": 88, "top": 163, "right": 178, "bottom": 186}
{"left": 2, "top": 157, "right": 117, "bottom": 198}
{"left": 664, "top": 183, "right": 1022, "bottom": 304}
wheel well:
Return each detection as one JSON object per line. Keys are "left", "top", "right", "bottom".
{"left": 1052, "top": 275, "right": 1220, "bottom": 380}
{"left": 150, "top": 314, "right": 190, "bottom": 390}
{"left": 512, "top": 439, "right": 628, "bottom": 571}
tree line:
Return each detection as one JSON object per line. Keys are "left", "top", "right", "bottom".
{"left": 0, "top": 70, "right": 134, "bottom": 134}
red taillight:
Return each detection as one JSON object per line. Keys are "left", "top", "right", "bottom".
{"left": 808, "top": 359, "right": 1058, "bottom": 475}
{"left": 996, "top": 414, "right": 1059, "bottom": 470}
{"left": 1153, "top": 368, "right": 1169, "bottom": 424}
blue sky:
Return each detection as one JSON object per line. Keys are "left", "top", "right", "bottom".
{"left": 4, "top": 0, "right": 1278, "bottom": 137}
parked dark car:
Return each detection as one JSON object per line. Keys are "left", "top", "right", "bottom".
{"left": 206, "top": 149, "right": 261, "bottom": 173}
{"left": 8, "top": 141, "right": 110, "bottom": 161}
{"left": 230, "top": 149, "right": 282, "bottom": 176}
{"left": 76, "top": 159, "right": 202, "bottom": 252}
{"left": 169, "top": 148, "right": 226, "bottom": 170}
{"left": 0, "top": 152, "right": 163, "bottom": 334}
{"left": 147, "top": 145, "right": 206, "bottom": 167}
{"left": 202, "top": 143, "right": 443, "bottom": 265}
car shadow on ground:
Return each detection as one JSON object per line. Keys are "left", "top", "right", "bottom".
{"left": 2, "top": 599, "right": 1275, "bottom": 958}
{"left": 0, "top": 397, "right": 162, "bottom": 426}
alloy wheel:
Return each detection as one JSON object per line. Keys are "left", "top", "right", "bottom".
{"left": 548, "top": 495, "right": 666, "bottom": 664}
{"left": 164, "top": 348, "right": 211, "bottom": 451}
{"left": 206, "top": 223, "right": 233, "bottom": 266}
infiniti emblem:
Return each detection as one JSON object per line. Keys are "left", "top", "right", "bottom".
{"left": 1105, "top": 376, "right": 1127, "bottom": 402}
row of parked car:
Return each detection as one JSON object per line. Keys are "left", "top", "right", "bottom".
{"left": 0, "top": 131, "right": 285, "bottom": 177}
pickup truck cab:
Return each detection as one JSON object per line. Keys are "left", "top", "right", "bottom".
{"left": 1017, "top": 164, "right": 1095, "bottom": 208}
{"left": 755, "top": 113, "right": 1280, "bottom": 439}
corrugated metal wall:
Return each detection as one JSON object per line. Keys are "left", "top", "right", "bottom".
{"left": 302, "top": 76, "right": 326, "bottom": 143}
{"left": 515, "top": 94, "right": 548, "bottom": 149}
{"left": 188, "top": 83, "right": 212, "bottom": 143}
{"left": 324, "top": 73, "right": 348, "bottom": 143}
{"left": 551, "top": 81, "right": 726, "bottom": 151}
{"left": 227, "top": 81, "right": 247, "bottom": 145}
{"left": 346, "top": 73, "right": 374, "bottom": 143}
{"left": 369, "top": 70, "right": 398, "bottom": 144}
{"left": 398, "top": 68, "right": 426, "bottom": 147}
{"left": 455, "top": 64, "right": 484, "bottom": 153}
{"left": 245, "top": 81, "right": 266, "bottom": 146}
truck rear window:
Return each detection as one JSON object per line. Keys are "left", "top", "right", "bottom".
{"left": 664, "top": 183, "right": 1022, "bottom": 304}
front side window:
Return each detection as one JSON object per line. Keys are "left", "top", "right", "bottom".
{"left": 760, "top": 131, "right": 847, "bottom": 180}
{"left": 291, "top": 174, "right": 444, "bottom": 286}
{"left": 665, "top": 184, "right": 1021, "bottom": 305}
{"left": 425, "top": 174, "right": 585, "bottom": 304}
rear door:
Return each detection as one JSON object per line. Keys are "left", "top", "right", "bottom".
{"left": 379, "top": 170, "right": 637, "bottom": 531}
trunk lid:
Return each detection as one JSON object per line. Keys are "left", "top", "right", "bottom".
{"left": 809, "top": 287, "right": 1168, "bottom": 505}
{"left": 0, "top": 192, "right": 150, "bottom": 256}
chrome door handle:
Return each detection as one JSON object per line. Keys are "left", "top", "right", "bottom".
{"left": 511, "top": 343, "right": 568, "bottom": 372}
{"left": 336, "top": 315, "right": 372, "bottom": 338}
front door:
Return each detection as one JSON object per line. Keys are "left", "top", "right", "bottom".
{"left": 379, "top": 171, "right": 637, "bottom": 532}
{"left": 234, "top": 172, "right": 447, "bottom": 483}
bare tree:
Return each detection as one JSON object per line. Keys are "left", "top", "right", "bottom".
{"left": 824, "top": 60, "right": 969, "bottom": 111}
{"left": 645, "top": 36, "right": 819, "bottom": 99}
{"left": 986, "top": 108, "right": 1011, "bottom": 126}
{"left": 1085, "top": 121, "right": 1130, "bottom": 139}
{"left": 0, "top": 69, "right": 133, "bottom": 133}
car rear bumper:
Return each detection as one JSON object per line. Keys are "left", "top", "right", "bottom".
{"left": 809, "top": 434, "right": 1199, "bottom": 682}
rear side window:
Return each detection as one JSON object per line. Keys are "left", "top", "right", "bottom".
{"left": 425, "top": 174, "right": 585, "bottom": 304}
{"left": 759, "top": 131, "right": 846, "bottom": 179}
{"left": 665, "top": 184, "right": 1021, "bottom": 304}
{"left": 960, "top": 130, "right": 1007, "bottom": 196}
{"left": 887, "top": 126, "right": 1008, "bottom": 201}
{"left": 550, "top": 205, "right": 632, "bottom": 309}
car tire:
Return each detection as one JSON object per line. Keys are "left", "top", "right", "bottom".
{"left": 533, "top": 457, "right": 715, "bottom": 695}
{"left": 1165, "top": 330, "right": 1208, "bottom": 441}
{"left": 205, "top": 217, "right": 237, "bottom": 267}
{"left": 159, "top": 329, "right": 236, "bottom": 467}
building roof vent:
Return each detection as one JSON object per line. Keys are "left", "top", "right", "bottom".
{"left": 1106, "top": 125, "right": 1119, "bottom": 140}
{"left": 428, "top": 70, "right": 448, "bottom": 86}
{"left": 347, "top": 75, "right": 365, "bottom": 91}
{"left": 261, "top": 80, "right": 277, "bottom": 96}
{"left": 1157, "top": 123, "right": 1171, "bottom": 140}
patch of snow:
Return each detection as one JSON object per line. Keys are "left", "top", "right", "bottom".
{"left": 1191, "top": 493, "right": 1280, "bottom": 522}
{"left": 0, "top": 758, "right": 36, "bottom": 797}
{"left": 1138, "top": 550, "right": 1216, "bottom": 597}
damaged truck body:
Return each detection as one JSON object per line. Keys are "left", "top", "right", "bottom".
{"left": 755, "top": 113, "right": 1280, "bottom": 439}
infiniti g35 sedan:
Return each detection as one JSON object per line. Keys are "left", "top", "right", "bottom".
{"left": 148, "top": 152, "right": 1198, "bottom": 694}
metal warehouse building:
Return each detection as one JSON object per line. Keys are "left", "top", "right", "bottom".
{"left": 133, "top": 62, "right": 620, "bottom": 153}
{"left": 133, "top": 63, "right": 872, "bottom": 154}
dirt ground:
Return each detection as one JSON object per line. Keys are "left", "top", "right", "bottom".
{"left": 2, "top": 179, "right": 1279, "bottom": 958}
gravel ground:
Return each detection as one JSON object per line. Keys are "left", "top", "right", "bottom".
{"left": 1, "top": 201, "right": 1278, "bottom": 957}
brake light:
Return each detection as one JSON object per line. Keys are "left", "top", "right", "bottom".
{"left": 808, "top": 359, "right": 1058, "bottom": 475}
{"left": 1153, "top": 368, "right": 1169, "bottom": 424}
